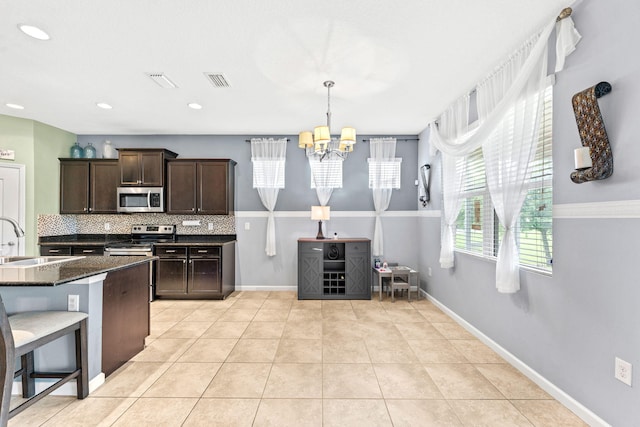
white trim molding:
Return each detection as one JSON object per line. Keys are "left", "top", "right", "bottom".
{"left": 234, "top": 210, "right": 424, "bottom": 218}
{"left": 554, "top": 200, "right": 640, "bottom": 219}
{"left": 425, "top": 293, "right": 611, "bottom": 427}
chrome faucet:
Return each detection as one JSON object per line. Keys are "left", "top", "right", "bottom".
{"left": 0, "top": 216, "right": 25, "bottom": 237}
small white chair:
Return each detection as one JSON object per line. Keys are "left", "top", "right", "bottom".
{"left": 0, "top": 295, "right": 88, "bottom": 427}
{"left": 388, "top": 267, "right": 412, "bottom": 302}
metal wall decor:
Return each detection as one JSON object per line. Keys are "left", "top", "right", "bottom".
{"left": 419, "top": 164, "right": 431, "bottom": 206}
{"left": 570, "top": 81, "right": 613, "bottom": 184}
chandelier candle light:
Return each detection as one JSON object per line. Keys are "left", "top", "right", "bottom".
{"left": 311, "top": 206, "right": 330, "bottom": 239}
{"left": 299, "top": 81, "right": 356, "bottom": 160}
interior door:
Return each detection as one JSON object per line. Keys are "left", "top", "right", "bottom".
{"left": 0, "top": 164, "right": 26, "bottom": 256}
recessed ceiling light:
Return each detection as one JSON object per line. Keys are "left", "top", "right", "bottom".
{"left": 6, "top": 103, "right": 25, "bottom": 110}
{"left": 18, "top": 24, "right": 50, "bottom": 40}
{"left": 96, "top": 102, "right": 112, "bottom": 109}
{"left": 188, "top": 103, "right": 203, "bottom": 110}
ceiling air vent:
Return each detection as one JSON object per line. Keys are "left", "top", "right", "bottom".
{"left": 145, "top": 72, "right": 178, "bottom": 89}
{"left": 204, "top": 73, "right": 230, "bottom": 88}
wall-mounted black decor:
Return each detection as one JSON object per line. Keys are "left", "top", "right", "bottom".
{"left": 419, "top": 164, "right": 431, "bottom": 206}
{"left": 570, "top": 81, "right": 613, "bottom": 184}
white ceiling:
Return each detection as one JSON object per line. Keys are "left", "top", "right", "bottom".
{"left": 0, "top": 0, "right": 569, "bottom": 136}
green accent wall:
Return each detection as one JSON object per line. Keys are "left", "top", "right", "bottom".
{"left": 0, "top": 114, "right": 75, "bottom": 254}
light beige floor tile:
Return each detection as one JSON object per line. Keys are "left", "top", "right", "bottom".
{"left": 41, "top": 397, "right": 136, "bottom": 427}
{"left": 416, "top": 305, "right": 456, "bottom": 322}
{"left": 431, "top": 322, "right": 475, "bottom": 339}
{"left": 323, "top": 364, "right": 382, "bottom": 398}
{"left": 263, "top": 363, "right": 323, "bottom": 398}
{"left": 291, "top": 299, "right": 322, "bottom": 309}
{"left": 131, "top": 338, "right": 195, "bottom": 362}
{"left": 386, "top": 400, "right": 462, "bottom": 426}
{"left": 242, "top": 321, "right": 286, "bottom": 339}
{"left": 142, "top": 362, "right": 221, "bottom": 397}
{"left": 231, "top": 299, "right": 266, "bottom": 309}
{"left": 261, "top": 299, "right": 294, "bottom": 309}
{"left": 166, "top": 300, "right": 206, "bottom": 309}
{"left": 202, "top": 321, "right": 249, "bottom": 338}
{"left": 182, "top": 308, "right": 227, "bottom": 322}
{"left": 350, "top": 299, "right": 383, "bottom": 309}
{"left": 511, "top": 400, "right": 589, "bottom": 426}
{"left": 148, "top": 320, "right": 177, "bottom": 339}
{"left": 253, "top": 308, "right": 290, "bottom": 322}
{"left": 218, "top": 308, "right": 259, "bottom": 322}
{"left": 183, "top": 398, "right": 260, "bottom": 427}
{"left": 322, "top": 320, "right": 366, "bottom": 340}
{"left": 203, "top": 363, "right": 271, "bottom": 398}
{"left": 476, "top": 363, "right": 550, "bottom": 399}
{"left": 236, "top": 291, "right": 270, "bottom": 299}
{"left": 93, "top": 362, "right": 172, "bottom": 397}
{"left": 364, "top": 337, "right": 420, "bottom": 363}
{"left": 159, "top": 321, "right": 214, "bottom": 339}
{"left": 374, "top": 363, "right": 443, "bottom": 399}
{"left": 287, "top": 309, "right": 323, "bottom": 321}
{"left": 395, "top": 322, "right": 445, "bottom": 340}
{"left": 322, "top": 309, "right": 357, "bottom": 321}
{"left": 150, "top": 308, "right": 194, "bottom": 322}
{"left": 450, "top": 339, "right": 505, "bottom": 363}
{"left": 323, "top": 399, "right": 392, "bottom": 427}
{"left": 380, "top": 299, "right": 417, "bottom": 310}
{"left": 353, "top": 308, "right": 391, "bottom": 322}
{"left": 407, "top": 339, "right": 469, "bottom": 363}
{"left": 282, "top": 320, "right": 322, "bottom": 339}
{"left": 111, "top": 397, "right": 198, "bottom": 426}
{"left": 323, "top": 338, "right": 371, "bottom": 363}
{"left": 322, "top": 300, "right": 353, "bottom": 309}
{"left": 177, "top": 338, "right": 238, "bottom": 362}
{"left": 448, "top": 400, "right": 533, "bottom": 427}
{"left": 253, "top": 398, "right": 322, "bottom": 427}
{"left": 424, "top": 363, "right": 504, "bottom": 399}
{"left": 386, "top": 309, "right": 428, "bottom": 322}
{"left": 226, "top": 338, "right": 280, "bottom": 362}
{"left": 357, "top": 321, "right": 401, "bottom": 341}
{"left": 267, "top": 290, "right": 296, "bottom": 299}
{"left": 275, "top": 339, "right": 323, "bottom": 363}
{"left": 8, "top": 396, "right": 74, "bottom": 427}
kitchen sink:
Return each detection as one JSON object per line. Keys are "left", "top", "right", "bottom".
{"left": 0, "top": 256, "right": 84, "bottom": 268}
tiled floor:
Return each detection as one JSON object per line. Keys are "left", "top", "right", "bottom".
{"left": 9, "top": 291, "right": 588, "bottom": 426}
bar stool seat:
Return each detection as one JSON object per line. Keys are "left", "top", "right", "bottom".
{"left": 1, "top": 296, "right": 88, "bottom": 427}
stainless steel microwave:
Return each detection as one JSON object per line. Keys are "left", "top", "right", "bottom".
{"left": 117, "top": 187, "right": 164, "bottom": 213}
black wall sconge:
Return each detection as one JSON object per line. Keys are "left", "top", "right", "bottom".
{"left": 419, "top": 164, "right": 431, "bottom": 207}
{"left": 570, "top": 81, "right": 613, "bottom": 184}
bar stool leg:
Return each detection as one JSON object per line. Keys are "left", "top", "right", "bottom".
{"left": 20, "top": 352, "right": 35, "bottom": 398}
{"left": 75, "top": 319, "right": 89, "bottom": 399}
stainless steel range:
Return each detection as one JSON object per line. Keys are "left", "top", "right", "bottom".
{"left": 104, "top": 224, "right": 176, "bottom": 256}
{"left": 105, "top": 224, "right": 176, "bottom": 301}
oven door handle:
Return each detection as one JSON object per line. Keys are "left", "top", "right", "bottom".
{"left": 147, "top": 191, "right": 151, "bottom": 208}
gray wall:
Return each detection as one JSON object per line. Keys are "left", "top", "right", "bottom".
{"left": 417, "top": 1, "right": 639, "bottom": 426}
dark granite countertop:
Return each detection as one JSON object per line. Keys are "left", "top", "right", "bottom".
{"left": 39, "top": 234, "right": 236, "bottom": 246}
{"left": 0, "top": 256, "right": 156, "bottom": 286}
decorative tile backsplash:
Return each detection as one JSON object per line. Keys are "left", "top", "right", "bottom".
{"left": 38, "top": 214, "right": 236, "bottom": 236}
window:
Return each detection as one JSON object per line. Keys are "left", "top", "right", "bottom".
{"left": 368, "top": 158, "right": 402, "bottom": 189}
{"left": 309, "top": 158, "right": 343, "bottom": 189}
{"left": 252, "top": 159, "right": 285, "bottom": 188}
{"left": 455, "top": 85, "right": 553, "bottom": 271}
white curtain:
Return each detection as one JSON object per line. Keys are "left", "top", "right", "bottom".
{"left": 478, "top": 32, "right": 548, "bottom": 293}
{"left": 438, "top": 95, "right": 470, "bottom": 268}
{"left": 251, "top": 138, "right": 287, "bottom": 256}
{"left": 309, "top": 157, "right": 342, "bottom": 206}
{"left": 369, "top": 137, "right": 397, "bottom": 257}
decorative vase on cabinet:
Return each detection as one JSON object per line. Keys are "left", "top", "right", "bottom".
{"left": 70, "top": 142, "right": 84, "bottom": 158}
{"left": 84, "top": 142, "right": 97, "bottom": 158}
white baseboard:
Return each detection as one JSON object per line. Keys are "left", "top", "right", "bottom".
{"left": 425, "top": 293, "right": 610, "bottom": 427}
{"left": 12, "top": 372, "right": 106, "bottom": 397}
{"left": 235, "top": 285, "right": 298, "bottom": 292}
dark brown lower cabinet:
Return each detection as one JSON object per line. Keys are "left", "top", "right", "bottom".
{"left": 102, "top": 262, "right": 150, "bottom": 376}
{"left": 154, "top": 243, "right": 235, "bottom": 299}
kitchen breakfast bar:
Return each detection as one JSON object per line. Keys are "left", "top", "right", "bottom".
{"left": 0, "top": 256, "right": 154, "bottom": 395}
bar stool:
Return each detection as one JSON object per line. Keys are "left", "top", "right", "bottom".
{"left": 0, "top": 295, "right": 88, "bottom": 427}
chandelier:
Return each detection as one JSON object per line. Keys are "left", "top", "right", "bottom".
{"left": 298, "top": 80, "right": 356, "bottom": 160}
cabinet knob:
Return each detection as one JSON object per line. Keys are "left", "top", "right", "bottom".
{"left": 83, "top": 207, "right": 87, "bottom": 212}
{"left": 183, "top": 260, "right": 186, "bottom": 264}
{"left": 192, "top": 208, "right": 196, "bottom": 212}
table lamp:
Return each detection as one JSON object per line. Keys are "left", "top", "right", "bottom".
{"left": 311, "top": 206, "right": 330, "bottom": 239}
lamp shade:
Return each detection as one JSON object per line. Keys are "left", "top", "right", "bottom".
{"left": 299, "top": 131, "right": 313, "bottom": 148}
{"left": 340, "top": 127, "right": 356, "bottom": 144}
{"left": 311, "top": 205, "right": 330, "bottom": 221}
{"left": 314, "top": 126, "right": 331, "bottom": 144}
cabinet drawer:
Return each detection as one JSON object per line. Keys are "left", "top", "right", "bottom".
{"left": 346, "top": 242, "right": 369, "bottom": 254}
{"left": 299, "top": 243, "right": 324, "bottom": 253}
{"left": 155, "top": 246, "right": 188, "bottom": 257}
{"left": 40, "top": 246, "right": 72, "bottom": 256}
{"left": 189, "top": 247, "right": 220, "bottom": 257}
{"left": 72, "top": 246, "right": 104, "bottom": 256}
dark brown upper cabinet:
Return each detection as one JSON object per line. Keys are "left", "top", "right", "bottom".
{"left": 166, "top": 159, "right": 235, "bottom": 215}
{"left": 118, "top": 148, "right": 177, "bottom": 186}
{"left": 59, "top": 159, "right": 120, "bottom": 214}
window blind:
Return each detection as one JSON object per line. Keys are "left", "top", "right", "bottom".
{"left": 368, "top": 158, "right": 402, "bottom": 189}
